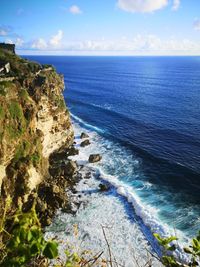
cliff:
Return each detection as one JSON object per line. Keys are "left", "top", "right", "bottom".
{"left": 0, "top": 47, "right": 76, "bottom": 225}
{"left": 0, "top": 43, "right": 15, "bottom": 54}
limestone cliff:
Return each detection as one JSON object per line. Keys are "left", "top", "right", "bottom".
{"left": 0, "top": 46, "right": 75, "bottom": 222}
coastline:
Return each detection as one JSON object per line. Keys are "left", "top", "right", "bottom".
{"left": 45, "top": 120, "right": 163, "bottom": 267}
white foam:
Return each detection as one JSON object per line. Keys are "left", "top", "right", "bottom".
{"left": 69, "top": 118, "right": 191, "bottom": 263}
{"left": 70, "top": 113, "right": 105, "bottom": 134}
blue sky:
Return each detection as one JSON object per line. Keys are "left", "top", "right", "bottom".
{"left": 0, "top": 0, "right": 200, "bottom": 55}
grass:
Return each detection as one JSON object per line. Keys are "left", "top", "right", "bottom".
{"left": 0, "top": 106, "right": 5, "bottom": 120}
{"left": 14, "top": 140, "right": 31, "bottom": 161}
{"left": 0, "top": 81, "right": 13, "bottom": 96}
{"left": 8, "top": 101, "right": 24, "bottom": 120}
{"left": 18, "top": 88, "right": 29, "bottom": 101}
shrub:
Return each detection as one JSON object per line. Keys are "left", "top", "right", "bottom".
{"left": 0, "top": 106, "right": 5, "bottom": 120}
{"left": 19, "top": 89, "right": 29, "bottom": 101}
{"left": 14, "top": 140, "right": 31, "bottom": 162}
{"left": 8, "top": 101, "right": 24, "bottom": 120}
{"left": 0, "top": 202, "right": 58, "bottom": 267}
{"left": 154, "top": 232, "right": 200, "bottom": 267}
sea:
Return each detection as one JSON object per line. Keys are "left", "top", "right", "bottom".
{"left": 25, "top": 56, "right": 200, "bottom": 262}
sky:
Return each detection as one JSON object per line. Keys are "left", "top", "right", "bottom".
{"left": 1, "top": 0, "right": 200, "bottom": 55}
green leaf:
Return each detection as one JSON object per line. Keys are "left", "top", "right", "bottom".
{"left": 27, "top": 230, "right": 33, "bottom": 242}
{"left": 30, "top": 243, "right": 40, "bottom": 256}
{"left": 184, "top": 247, "right": 193, "bottom": 254}
{"left": 19, "top": 227, "right": 27, "bottom": 241}
{"left": 166, "top": 236, "right": 178, "bottom": 244}
{"left": 43, "top": 241, "right": 58, "bottom": 259}
{"left": 192, "top": 238, "right": 200, "bottom": 253}
{"left": 168, "top": 244, "right": 176, "bottom": 251}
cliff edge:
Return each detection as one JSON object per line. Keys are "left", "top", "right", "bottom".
{"left": 0, "top": 46, "right": 76, "bottom": 225}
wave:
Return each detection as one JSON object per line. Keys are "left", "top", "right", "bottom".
{"left": 67, "top": 97, "right": 200, "bottom": 149}
{"left": 70, "top": 112, "right": 105, "bottom": 134}
{"left": 93, "top": 167, "right": 190, "bottom": 262}
{"left": 70, "top": 121, "right": 191, "bottom": 263}
{"left": 70, "top": 111, "right": 200, "bottom": 196}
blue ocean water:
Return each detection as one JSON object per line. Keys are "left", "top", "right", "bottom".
{"left": 26, "top": 56, "right": 200, "bottom": 239}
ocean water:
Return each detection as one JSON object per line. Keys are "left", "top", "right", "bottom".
{"left": 26, "top": 56, "right": 200, "bottom": 241}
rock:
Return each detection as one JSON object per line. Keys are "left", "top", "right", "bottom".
{"left": 84, "top": 172, "right": 91, "bottom": 179}
{"left": 63, "top": 160, "right": 77, "bottom": 176}
{"left": 45, "top": 216, "right": 52, "bottom": 226}
{"left": 99, "top": 183, "right": 110, "bottom": 192}
{"left": 88, "top": 154, "right": 102, "bottom": 163}
{"left": 52, "top": 185, "right": 60, "bottom": 194}
{"left": 81, "top": 132, "right": 89, "bottom": 139}
{"left": 36, "top": 198, "right": 47, "bottom": 213}
{"left": 67, "top": 146, "right": 79, "bottom": 156}
{"left": 80, "top": 139, "right": 90, "bottom": 147}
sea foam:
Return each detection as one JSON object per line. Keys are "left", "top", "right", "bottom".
{"left": 69, "top": 115, "right": 191, "bottom": 263}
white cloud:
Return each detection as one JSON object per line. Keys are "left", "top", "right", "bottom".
{"left": 31, "top": 38, "right": 47, "bottom": 50}
{"left": 52, "top": 34, "right": 200, "bottom": 55}
{"left": 5, "top": 39, "right": 14, "bottom": 44}
{"left": 30, "top": 30, "right": 63, "bottom": 50}
{"left": 0, "top": 26, "right": 11, "bottom": 36}
{"left": 0, "top": 29, "right": 7, "bottom": 36}
{"left": 194, "top": 19, "right": 200, "bottom": 31}
{"left": 69, "top": 5, "right": 82, "bottom": 14}
{"left": 16, "top": 37, "right": 24, "bottom": 47}
{"left": 172, "top": 0, "right": 180, "bottom": 10}
{"left": 117, "top": 0, "right": 168, "bottom": 13}
{"left": 5, "top": 37, "right": 24, "bottom": 47}
{"left": 49, "top": 30, "right": 63, "bottom": 47}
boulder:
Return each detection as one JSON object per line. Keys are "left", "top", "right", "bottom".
{"left": 63, "top": 160, "right": 77, "bottom": 176}
{"left": 84, "top": 172, "right": 91, "bottom": 179}
{"left": 80, "top": 139, "right": 90, "bottom": 147}
{"left": 88, "top": 154, "right": 102, "bottom": 163}
{"left": 67, "top": 146, "right": 79, "bottom": 156}
{"left": 99, "top": 183, "right": 110, "bottom": 192}
{"left": 80, "top": 132, "right": 89, "bottom": 139}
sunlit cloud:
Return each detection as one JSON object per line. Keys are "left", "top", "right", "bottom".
{"left": 117, "top": 0, "right": 168, "bottom": 13}
{"left": 49, "top": 30, "right": 63, "bottom": 47}
{"left": 194, "top": 19, "right": 200, "bottom": 31}
{"left": 31, "top": 38, "right": 47, "bottom": 50}
{"left": 69, "top": 5, "right": 82, "bottom": 15}
{"left": 172, "top": 0, "right": 180, "bottom": 10}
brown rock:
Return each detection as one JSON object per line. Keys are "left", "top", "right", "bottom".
{"left": 80, "top": 132, "right": 89, "bottom": 139}
{"left": 64, "top": 160, "right": 77, "bottom": 176}
{"left": 99, "top": 183, "right": 110, "bottom": 192}
{"left": 80, "top": 139, "right": 90, "bottom": 147}
{"left": 88, "top": 154, "right": 102, "bottom": 163}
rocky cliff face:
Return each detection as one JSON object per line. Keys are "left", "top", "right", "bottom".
{"left": 0, "top": 47, "right": 76, "bottom": 224}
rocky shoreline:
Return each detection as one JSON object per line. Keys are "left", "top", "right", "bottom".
{"left": 0, "top": 45, "right": 104, "bottom": 235}
{"left": 45, "top": 123, "right": 162, "bottom": 267}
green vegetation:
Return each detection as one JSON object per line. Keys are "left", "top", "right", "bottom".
{"left": 53, "top": 96, "right": 66, "bottom": 111}
{"left": 0, "top": 200, "right": 58, "bottom": 267}
{"left": 42, "top": 64, "right": 55, "bottom": 71}
{"left": 0, "top": 106, "right": 5, "bottom": 120}
{"left": 18, "top": 89, "right": 29, "bottom": 101}
{"left": 154, "top": 232, "right": 200, "bottom": 266}
{"left": 9, "top": 101, "right": 24, "bottom": 120}
{"left": 6, "top": 100, "right": 27, "bottom": 138}
{"left": 0, "top": 200, "right": 107, "bottom": 267}
{"left": 0, "top": 81, "right": 13, "bottom": 96}
{"left": 0, "top": 48, "right": 41, "bottom": 79}
{"left": 27, "top": 62, "right": 41, "bottom": 73}
{"left": 0, "top": 197, "right": 199, "bottom": 267}
{"left": 14, "top": 140, "right": 31, "bottom": 162}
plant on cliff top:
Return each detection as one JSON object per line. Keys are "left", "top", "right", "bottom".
{"left": 154, "top": 232, "right": 200, "bottom": 267}
{"left": 0, "top": 200, "right": 58, "bottom": 267}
